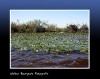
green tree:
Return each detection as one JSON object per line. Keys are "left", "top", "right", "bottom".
{"left": 46, "top": 24, "right": 57, "bottom": 32}
{"left": 66, "top": 24, "right": 79, "bottom": 33}
{"left": 11, "top": 22, "right": 19, "bottom": 33}
{"left": 80, "top": 24, "right": 88, "bottom": 33}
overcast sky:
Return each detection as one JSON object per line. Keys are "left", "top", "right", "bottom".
{"left": 10, "top": 10, "right": 90, "bottom": 28}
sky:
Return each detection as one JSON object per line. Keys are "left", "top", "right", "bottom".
{"left": 10, "top": 10, "right": 90, "bottom": 28}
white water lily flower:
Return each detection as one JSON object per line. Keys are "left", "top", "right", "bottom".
{"left": 36, "top": 50, "right": 38, "bottom": 52}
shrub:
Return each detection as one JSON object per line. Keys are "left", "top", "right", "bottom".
{"left": 79, "top": 24, "right": 88, "bottom": 33}
{"left": 66, "top": 24, "right": 78, "bottom": 33}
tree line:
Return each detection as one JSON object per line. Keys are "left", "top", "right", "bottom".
{"left": 11, "top": 19, "right": 89, "bottom": 33}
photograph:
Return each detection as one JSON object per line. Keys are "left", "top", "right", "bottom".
{"left": 10, "top": 10, "right": 90, "bottom": 69}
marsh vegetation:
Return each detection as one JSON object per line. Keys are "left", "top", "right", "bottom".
{"left": 11, "top": 20, "right": 89, "bottom": 68}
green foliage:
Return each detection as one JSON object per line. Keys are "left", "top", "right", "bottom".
{"left": 46, "top": 24, "right": 57, "bottom": 32}
{"left": 11, "top": 19, "right": 89, "bottom": 33}
{"left": 79, "top": 24, "right": 88, "bottom": 33}
{"left": 11, "top": 33, "right": 89, "bottom": 54}
{"left": 65, "top": 24, "right": 79, "bottom": 33}
{"left": 11, "top": 22, "right": 19, "bottom": 33}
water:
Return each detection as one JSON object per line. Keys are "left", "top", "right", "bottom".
{"left": 11, "top": 50, "right": 88, "bottom": 68}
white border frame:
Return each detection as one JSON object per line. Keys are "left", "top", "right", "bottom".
{"left": 10, "top": 9, "right": 90, "bottom": 69}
